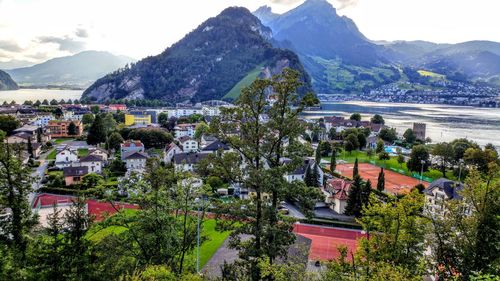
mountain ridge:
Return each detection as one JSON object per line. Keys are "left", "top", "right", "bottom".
{"left": 0, "top": 70, "right": 19, "bottom": 91}
{"left": 82, "top": 7, "right": 312, "bottom": 103}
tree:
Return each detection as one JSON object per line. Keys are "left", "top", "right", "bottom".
{"left": 80, "top": 173, "right": 104, "bottom": 190}
{"left": 304, "top": 163, "right": 320, "bottom": 187}
{"left": 377, "top": 168, "right": 385, "bottom": 192}
{"left": 67, "top": 122, "right": 78, "bottom": 136}
{"left": 378, "top": 151, "right": 390, "bottom": 161}
{"left": 406, "top": 145, "right": 430, "bottom": 172}
{"left": 375, "top": 139, "right": 385, "bottom": 154}
{"left": 0, "top": 115, "right": 21, "bottom": 135}
{"left": 357, "top": 133, "right": 367, "bottom": 150}
{"left": 34, "top": 100, "right": 41, "bottom": 107}
{"left": 317, "top": 140, "right": 332, "bottom": 157}
{"left": 86, "top": 114, "right": 106, "bottom": 145}
{"left": 107, "top": 131, "right": 124, "bottom": 152}
{"left": 344, "top": 133, "right": 359, "bottom": 155}
{"left": 81, "top": 113, "right": 94, "bottom": 126}
{"left": 128, "top": 128, "right": 173, "bottom": 149}
{"left": 300, "top": 92, "right": 320, "bottom": 107}
{"left": 0, "top": 143, "right": 37, "bottom": 262}
{"left": 315, "top": 144, "right": 322, "bottom": 165}
{"left": 90, "top": 105, "right": 100, "bottom": 114}
{"left": 27, "top": 137, "right": 34, "bottom": 158}
{"left": 158, "top": 112, "right": 169, "bottom": 128}
{"left": 210, "top": 69, "right": 319, "bottom": 278}
{"left": 451, "top": 138, "right": 479, "bottom": 162}
{"left": 428, "top": 169, "right": 500, "bottom": 279}
{"left": 50, "top": 99, "right": 58, "bottom": 106}
{"left": 350, "top": 113, "right": 362, "bottom": 122}
{"left": 432, "top": 142, "right": 455, "bottom": 177}
{"left": 330, "top": 148, "right": 337, "bottom": 173}
{"left": 102, "top": 113, "right": 117, "bottom": 136}
{"left": 353, "top": 158, "right": 359, "bottom": 178}
{"left": 379, "top": 128, "right": 398, "bottom": 143}
{"left": 194, "top": 122, "right": 209, "bottom": 140}
{"left": 109, "top": 158, "right": 127, "bottom": 175}
{"left": 42, "top": 99, "right": 49, "bottom": 105}
{"left": 361, "top": 180, "right": 372, "bottom": 207}
{"left": 344, "top": 175, "right": 364, "bottom": 217}
{"left": 463, "top": 147, "right": 499, "bottom": 175}
{"left": 371, "top": 114, "right": 385, "bottom": 124}
{"left": 403, "top": 128, "right": 416, "bottom": 144}
{"left": 397, "top": 152, "right": 405, "bottom": 168}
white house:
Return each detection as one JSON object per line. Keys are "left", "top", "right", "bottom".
{"left": 55, "top": 147, "right": 78, "bottom": 168}
{"left": 123, "top": 151, "right": 149, "bottom": 172}
{"left": 173, "top": 152, "right": 209, "bottom": 172}
{"left": 174, "top": 124, "right": 196, "bottom": 138}
{"left": 323, "top": 178, "right": 352, "bottom": 214}
{"left": 424, "top": 178, "right": 467, "bottom": 217}
{"left": 88, "top": 147, "right": 108, "bottom": 162}
{"left": 120, "top": 140, "right": 145, "bottom": 160}
{"left": 79, "top": 155, "right": 104, "bottom": 174}
{"left": 164, "top": 143, "right": 183, "bottom": 163}
{"left": 178, "top": 136, "right": 198, "bottom": 152}
{"left": 283, "top": 158, "right": 324, "bottom": 185}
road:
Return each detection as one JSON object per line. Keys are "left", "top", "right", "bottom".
{"left": 29, "top": 151, "right": 50, "bottom": 206}
{"left": 283, "top": 201, "right": 306, "bottom": 220}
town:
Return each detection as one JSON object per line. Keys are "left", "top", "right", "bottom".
{"left": 0, "top": 78, "right": 498, "bottom": 279}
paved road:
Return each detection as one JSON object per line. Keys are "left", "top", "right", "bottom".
{"left": 283, "top": 201, "right": 306, "bottom": 220}
{"left": 29, "top": 151, "right": 50, "bottom": 206}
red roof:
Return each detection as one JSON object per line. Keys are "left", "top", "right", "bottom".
{"left": 121, "top": 140, "right": 144, "bottom": 147}
{"left": 325, "top": 178, "right": 352, "bottom": 200}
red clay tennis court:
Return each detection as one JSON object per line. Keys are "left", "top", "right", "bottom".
{"left": 293, "top": 224, "right": 366, "bottom": 261}
{"left": 334, "top": 163, "right": 428, "bottom": 194}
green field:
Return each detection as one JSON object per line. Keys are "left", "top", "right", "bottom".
{"left": 224, "top": 65, "right": 263, "bottom": 100}
{"left": 78, "top": 148, "right": 89, "bottom": 157}
{"left": 418, "top": 70, "right": 446, "bottom": 79}
{"left": 326, "top": 150, "right": 453, "bottom": 181}
{"left": 54, "top": 138, "right": 74, "bottom": 144}
{"left": 47, "top": 149, "right": 57, "bottom": 160}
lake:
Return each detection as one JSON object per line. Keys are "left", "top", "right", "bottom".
{"left": 0, "top": 89, "right": 498, "bottom": 149}
{"left": 304, "top": 101, "right": 500, "bottom": 149}
{"left": 0, "top": 89, "right": 83, "bottom": 104}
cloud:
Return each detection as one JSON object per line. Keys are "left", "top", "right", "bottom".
{"left": 334, "top": 0, "right": 359, "bottom": 9}
{"left": 0, "top": 40, "right": 23, "bottom": 52}
{"left": 268, "top": 0, "right": 301, "bottom": 4}
{"left": 37, "top": 36, "right": 86, "bottom": 53}
{"left": 75, "top": 28, "right": 89, "bottom": 38}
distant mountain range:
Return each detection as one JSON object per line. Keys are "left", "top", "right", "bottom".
{"left": 82, "top": 7, "right": 312, "bottom": 103}
{"left": 4, "top": 51, "right": 135, "bottom": 88}
{"left": 0, "top": 70, "right": 18, "bottom": 91}
{"left": 254, "top": 0, "right": 500, "bottom": 92}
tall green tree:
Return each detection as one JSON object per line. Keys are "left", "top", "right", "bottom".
{"left": 107, "top": 131, "right": 124, "bottom": 152}
{"left": 86, "top": 114, "right": 106, "bottom": 145}
{"left": 375, "top": 139, "right": 385, "bottom": 154}
{"left": 432, "top": 142, "right": 455, "bottom": 177}
{"left": 0, "top": 115, "right": 21, "bottom": 135}
{"left": 27, "top": 137, "right": 34, "bottom": 158}
{"left": 344, "top": 133, "right": 359, "bottom": 155}
{"left": 353, "top": 158, "right": 359, "bottom": 178}
{"left": 377, "top": 168, "right": 385, "bottom": 192}
{"left": 330, "top": 148, "right": 337, "bottom": 173}
{"left": 349, "top": 113, "right": 361, "bottom": 122}
{"left": 67, "top": 122, "right": 78, "bottom": 136}
{"left": 344, "top": 175, "right": 364, "bottom": 217}
{"left": 304, "top": 163, "right": 320, "bottom": 188}
{"left": 407, "top": 145, "right": 430, "bottom": 172}
{"left": 371, "top": 114, "right": 385, "bottom": 124}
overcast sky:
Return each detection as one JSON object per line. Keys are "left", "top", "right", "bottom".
{"left": 0, "top": 0, "right": 499, "bottom": 68}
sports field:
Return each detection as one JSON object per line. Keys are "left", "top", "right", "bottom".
{"left": 335, "top": 163, "right": 429, "bottom": 194}
{"left": 293, "top": 224, "right": 365, "bottom": 261}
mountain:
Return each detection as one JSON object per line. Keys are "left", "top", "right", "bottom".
{"left": 83, "top": 7, "right": 312, "bottom": 103}
{"left": 255, "top": 0, "right": 500, "bottom": 93}
{"left": 254, "top": 0, "right": 396, "bottom": 94}
{"left": 0, "top": 70, "right": 18, "bottom": 91}
{"left": 6, "top": 51, "right": 135, "bottom": 87}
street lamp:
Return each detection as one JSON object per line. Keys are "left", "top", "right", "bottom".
{"left": 420, "top": 159, "right": 425, "bottom": 183}
{"left": 458, "top": 159, "right": 464, "bottom": 182}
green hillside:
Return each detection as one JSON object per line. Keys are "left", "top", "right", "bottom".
{"left": 223, "top": 65, "right": 263, "bottom": 100}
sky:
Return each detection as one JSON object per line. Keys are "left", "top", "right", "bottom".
{"left": 0, "top": 0, "right": 499, "bottom": 69}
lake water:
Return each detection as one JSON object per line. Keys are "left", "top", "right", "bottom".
{"left": 0, "top": 89, "right": 83, "bottom": 104}
{"left": 0, "top": 90, "right": 498, "bottom": 149}
{"left": 304, "top": 101, "right": 500, "bottom": 149}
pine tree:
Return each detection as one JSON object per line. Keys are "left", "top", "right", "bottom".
{"left": 330, "top": 148, "right": 337, "bottom": 174}
{"left": 68, "top": 122, "right": 77, "bottom": 136}
{"left": 345, "top": 174, "right": 363, "bottom": 217}
{"left": 353, "top": 158, "right": 359, "bottom": 178}
{"left": 27, "top": 137, "right": 34, "bottom": 158}
{"left": 377, "top": 168, "right": 385, "bottom": 192}
{"left": 86, "top": 114, "right": 106, "bottom": 145}
{"left": 362, "top": 180, "right": 372, "bottom": 207}
{"left": 304, "top": 163, "right": 319, "bottom": 187}
{"left": 315, "top": 143, "right": 322, "bottom": 165}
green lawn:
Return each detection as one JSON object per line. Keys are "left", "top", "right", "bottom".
{"left": 47, "top": 149, "right": 57, "bottom": 160}
{"left": 224, "top": 65, "right": 263, "bottom": 100}
{"left": 78, "top": 148, "right": 89, "bottom": 157}
{"left": 54, "top": 138, "right": 74, "bottom": 144}
{"left": 185, "top": 219, "right": 231, "bottom": 269}
{"left": 326, "top": 150, "right": 453, "bottom": 181}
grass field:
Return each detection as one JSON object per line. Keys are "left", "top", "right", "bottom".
{"left": 54, "top": 138, "right": 74, "bottom": 144}
{"left": 224, "top": 65, "right": 263, "bottom": 100}
{"left": 418, "top": 70, "right": 446, "bottom": 79}
{"left": 78, "top": 148, "right": 89, "bottom": 157}
{"left": 326, "top": 150, "right": 452, "bottom": 181}
{"left": 47, "top": 149, "right": 57, "bottom": 160}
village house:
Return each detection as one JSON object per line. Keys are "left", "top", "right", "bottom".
{"left": 164, "top": 142, "right": 183, "bottom": 163}
{"left": 6, "top": 132, "right": 35, "bottom": 144}
{"left": 120, "top": 140, "right": 145, "bottom": 160}
{"left": 178, "top": 136, "right": 198, "bottom": 152}
{"left": 283, "top": 158, "right": 324, "bottom": 185}
{"left": 424, "top": 178, "right": 467, "bottom": 217}
{"left": 107, "top": 104, "right": 127, "bottom": 112}
{"left": 79, "top": 155, "right": 105, "bottom": 174}
{"left": 48, "top": 120, "right": 83, "bottom": 138}
{"left": 200, "top": 139, "right": 230, "bottom": 154}
{"left": 32, "top": 112, "right": 54, "bottom": 128}
{"left": 173, "top": 152, "right": 209, "bottom": 172}
{"left": 88, "top": 147, "right": 109, "bottom": 161}
{"left": 63, "top": 166, "right": 88, "bottom": 186}
{"left": 174, "top": 123, "right": 197, "bottom": 138}
{"left": 323, "top": 178, "right": 352, "bottom": 214}
{"left": 55, "top": 147, "right": 78, "bottom": 168}
{"left": 123, "top": 151, "right": 149, "bottom": 173}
